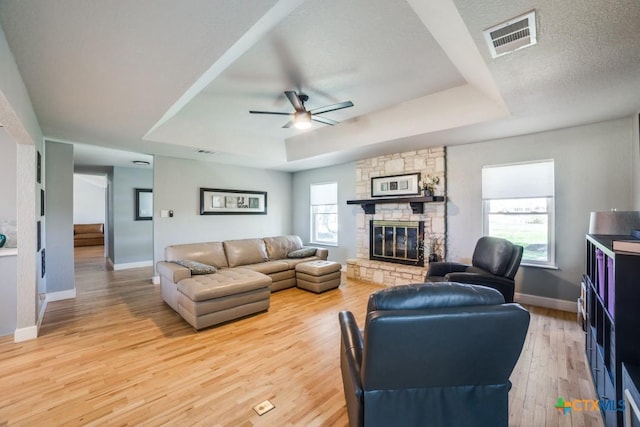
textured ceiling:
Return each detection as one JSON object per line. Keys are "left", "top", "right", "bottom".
{"left": 0, "top": 0, "right": 639, "bottom": 171}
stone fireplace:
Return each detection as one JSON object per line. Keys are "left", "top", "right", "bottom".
{"left": 370, "top": 220, "right": 424, "bottom": 267}
{"left": 346, "top": 147, "right": 446, "bottom": 286}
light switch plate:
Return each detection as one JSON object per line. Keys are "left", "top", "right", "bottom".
{"left": 253, "top": 400, "right": 275, "bottom": 416}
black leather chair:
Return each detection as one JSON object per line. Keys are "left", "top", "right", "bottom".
{"left": 425, "top": 236, "right": 523, "bottom": 302}
{"left": 339, "top": 282, "right": 530, "bottom": 427}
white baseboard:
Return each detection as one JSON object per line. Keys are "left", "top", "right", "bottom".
{"left": 14, "top": 325, "right": 38, "bottom": 342}
{"left": 152, "top": 275, "right": 160, "bottom": 285}
{"left": 113, "top": 260, "right": 153, "bottom": 271}
{"left": 514, "top": 292, "right": 577, "bottom": 313}
{"left": 47, "top": 288, "right": 76, "bottom": 302}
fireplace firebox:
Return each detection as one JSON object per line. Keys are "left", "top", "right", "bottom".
{"left": 369, "top": 220, "right": 424, "bottom": 266}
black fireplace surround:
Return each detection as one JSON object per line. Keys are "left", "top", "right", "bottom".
{"left": 370, "top": 220, "right": 424, "bottom": 266}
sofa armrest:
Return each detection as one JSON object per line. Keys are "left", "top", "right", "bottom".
{"left": 314, "top": 247, "right": 329, "bottom": 260}
{"left": 156, "top": 261, "right": 191, "bottom": 284}
{"left": 426, "top": 262, "right": 468, "bottom": 278}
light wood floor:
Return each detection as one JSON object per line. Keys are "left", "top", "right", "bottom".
{"left": 0, "top": 246, "right": 603, "bottom": 426}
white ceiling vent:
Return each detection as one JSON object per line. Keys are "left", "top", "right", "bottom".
{"left": 484, "top": 11, "right": 537, "bottom": 58}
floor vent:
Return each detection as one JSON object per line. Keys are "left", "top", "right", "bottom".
{"left": 483, "top": 10, "right": 537, "bottom": 58}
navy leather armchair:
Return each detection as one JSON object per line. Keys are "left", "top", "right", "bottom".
{"left": 425, "top": 236, "right": 523, "bottom": 302}
{"left": 339, "top": 282, "right": 530, "bottom": 427}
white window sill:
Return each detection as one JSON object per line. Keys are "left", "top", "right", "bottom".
{"left": 309, "top": 242, "right": 338, "bottom": 247}
{"left": 521, "top": 262, "right": 558, "bottom": 270}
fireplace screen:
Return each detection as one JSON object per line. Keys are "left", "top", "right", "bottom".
{"left": 370, "top": 220, "right": 424, "bottom": 266}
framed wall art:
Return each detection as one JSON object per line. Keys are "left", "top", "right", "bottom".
{"left": 371, "top": 173, "right": 421, "bottom": 197}
{"left": 135, "top": 188, "right": 153, "bottom": 220}
{"left": 37, "top": 150, "right": 42, "bottom": 184}
{"left": 200, "top": 188, "right": 267, "bottom": 215}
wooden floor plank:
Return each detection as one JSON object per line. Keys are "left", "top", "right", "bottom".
{"left": 0, "top": 246, "right": 603, "bottom": 426}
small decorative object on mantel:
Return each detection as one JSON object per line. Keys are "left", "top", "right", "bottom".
{"left": 420, "top": 174, "right": 440, "bottom": 197}
{"left": 426, "top": 236, "right": 444, "bottom": 262}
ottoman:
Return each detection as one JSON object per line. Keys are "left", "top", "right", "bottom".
{"left": 177, "top": 268, "right": 271, "bottom": 330}
{"left": 296, "top": 260, "right": 342, "bottom": 293}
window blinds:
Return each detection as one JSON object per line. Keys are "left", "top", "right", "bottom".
{"left": 482, "top": 160, "right": 554, "bottom": 199}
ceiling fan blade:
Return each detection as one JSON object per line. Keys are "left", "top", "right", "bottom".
{"left": 249, "top": 110, "right": 291, "bottom": 116}
{"left": 285, "top": 91, "right": 305, "bottom": 112}
{"left": 311, "top": 116, "right": 338, "bottom": 126}
{"left": 282, "top": 120, "right": 295, "bottom": 128}
{"left": 310, "top": 101, "right": 354, "bottom": 115}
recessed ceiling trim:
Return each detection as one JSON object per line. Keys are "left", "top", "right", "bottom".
{"left": 484, "top": 11, "right": 537, "bottom": 59}
{"left": 143, "top": 0, "right": 305, "bottom": 140}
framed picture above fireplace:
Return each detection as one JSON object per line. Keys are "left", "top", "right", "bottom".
{"left": 371, "top": 173, "right": 421, "bottom": 197}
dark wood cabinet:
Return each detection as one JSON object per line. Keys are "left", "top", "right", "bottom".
{"left": 585, "top": 234, "right": 640, "bottom": 426}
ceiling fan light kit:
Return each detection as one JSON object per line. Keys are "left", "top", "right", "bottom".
{"left": 250, "top": 91, "right": 354, "bottom": 129}
{"left": 293, "top": 111, "right": 312, "bottom": 129}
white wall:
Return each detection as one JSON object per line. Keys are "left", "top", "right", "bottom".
{"left": 153, "top": 156, "right": 293, "bottom": 273}
{"left": 447, "top": 117, "right": 635, "bottom": 303}
{"left": 73, "top": 174, "right": 106, "bottom": 225}
{"left": 0, "top": 23, "right": 43, "bottom": 340}
{"left": 292, "top": 161, "right": 357, "bottom": 264}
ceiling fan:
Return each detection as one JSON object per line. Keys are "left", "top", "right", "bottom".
{"left": 249, "top": 91, "right": 354, "bottom": 129}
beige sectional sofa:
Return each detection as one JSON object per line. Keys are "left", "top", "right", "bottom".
{"left": 156, "top": 235, "right": 328, "bottom": 329}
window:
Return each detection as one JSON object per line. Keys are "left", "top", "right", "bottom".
{"left": 310, "top": 182, "right": 338, "bottom": 245}
{"left": 482, "top": 160, "right": 555, "bottom": 266}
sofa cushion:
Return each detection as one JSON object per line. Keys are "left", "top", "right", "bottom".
{"left": 178, "top": 268, "right": 271, "bottom": 301}
{"left": 241, "top": 260, "right": 290, "bottom": 274}
{"left": 224, "top": 238, "right": 269, "bottom": 268}
{"left": 165, "top": 242, "right": 229, "bottom": 269}
{"left": 172, "top": 259, "right": 217, "bottom": 275}
{"left": 264, "top": 235, "right": 304, "bottom": 260}
{"left": 288, "top": 247, "right": 317, "bottom": 258}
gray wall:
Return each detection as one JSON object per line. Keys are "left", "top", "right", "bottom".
{"left": 44, "top": 141, "right": 74, "bottom": 293}
{"left": 447, "top": 117, "right": 635, "bottom": 302}
{"left": 153, "top": 156, "right": 293, "bottom": 272}
{"left": 106, "top": 168, "right": 115, "bottom": 263}
{"left": 0, "top": 255, "right": 17, "bottom": 336}
{"left": 112, "top": 167, "right": 153, "bottom": 265}
{"left": 292, "top": 161, "right": 357, "bottom": 264}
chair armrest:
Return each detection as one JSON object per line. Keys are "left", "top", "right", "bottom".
{"left": 426, "top": 262, "right": 468, "bottom": 278}
{"left": 443, "top": 272, "right": 515, "bottom": 302}
{"left": 339, "top": 311, "right": 364, "bottom": 426}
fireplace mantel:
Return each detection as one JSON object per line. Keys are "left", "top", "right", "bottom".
{"left": 346, "top": 196, "right": 445, "bottom": 214}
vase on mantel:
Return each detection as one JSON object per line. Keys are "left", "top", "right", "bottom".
{"left": 423, "top": 188, "right": 433, "bottom": 197}
{"left": 428, "top": 253, "right": 439, "bottom": 263}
